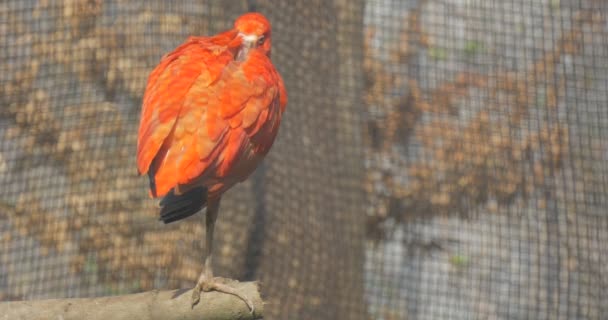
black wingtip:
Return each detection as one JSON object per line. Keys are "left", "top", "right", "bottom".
{"left": 159, "top": 186, "right": 207, "bottom": 224}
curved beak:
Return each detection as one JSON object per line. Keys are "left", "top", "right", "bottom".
{"left": 235, "top": 33, "right": 258, "bottom": 61}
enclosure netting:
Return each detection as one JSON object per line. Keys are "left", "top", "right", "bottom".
{"left": 0, "top": 1, "right": 607, "bottom": 319}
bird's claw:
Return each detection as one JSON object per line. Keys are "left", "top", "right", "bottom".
{"left": 190, "top": 277, "right": 255, "bottom": 314}
{"left": 191, "top": 283, "right": 202, "bottom": 308}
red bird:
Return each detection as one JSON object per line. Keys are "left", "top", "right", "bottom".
{"left": 136, "top": 13, "right": 287, "bottom": 310}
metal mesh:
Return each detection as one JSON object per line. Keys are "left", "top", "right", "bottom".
{"left": 1, "top": 0, "right": 607, "bottom": 319}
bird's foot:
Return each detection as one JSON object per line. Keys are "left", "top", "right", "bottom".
{"left": 191, "top": 276, "right": 255, "bottom": 313}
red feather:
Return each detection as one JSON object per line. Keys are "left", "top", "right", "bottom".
{"left": 137, "top": 15, "right": 286, "bottom": 198}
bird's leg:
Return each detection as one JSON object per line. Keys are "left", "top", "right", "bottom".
{"left": 191, "top": 197, "right": 254, "bottom": 313}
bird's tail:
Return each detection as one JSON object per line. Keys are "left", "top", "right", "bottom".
{"left": 159, "top": 186, "right": 207, "bottom": 224}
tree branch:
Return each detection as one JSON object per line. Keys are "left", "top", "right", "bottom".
{"left": 0, "top": 281, "right": 263, "bottom": 320}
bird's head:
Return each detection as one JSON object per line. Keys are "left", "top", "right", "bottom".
{"left": 234, "top": 13, "right": 272, "bottom": 59}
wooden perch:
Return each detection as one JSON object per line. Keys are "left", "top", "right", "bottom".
{"left": 0, "top": 281, "right": 263, "bottom": 320}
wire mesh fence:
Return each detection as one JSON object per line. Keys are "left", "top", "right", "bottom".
{"left": 0, "top": 0, "right": 606, "bottom": 319}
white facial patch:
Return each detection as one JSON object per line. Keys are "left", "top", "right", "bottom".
{"left": 240, "top": 33, "right": 258, "bottom": 43}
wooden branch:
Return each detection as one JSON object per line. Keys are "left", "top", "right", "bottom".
{"left": 0, "top": 281, "right": 263, "bottom": 320}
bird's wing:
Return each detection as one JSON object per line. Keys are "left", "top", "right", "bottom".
{"left": 136, "top": 35, "right": 235, "bottom": 190}
{"left": 139, "top": 44, "right": 284, "bottom": 197}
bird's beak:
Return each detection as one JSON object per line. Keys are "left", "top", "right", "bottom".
{"left": 235, "top": 33, "right": 258, "bottom": 61}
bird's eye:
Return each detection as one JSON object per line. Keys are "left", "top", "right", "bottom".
{"left": 257, "top": 36, "right": 265, "bottom": 46}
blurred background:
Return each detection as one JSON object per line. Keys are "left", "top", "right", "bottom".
{"left": 1, "top": 0, "right": 607, "bottom": 319}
